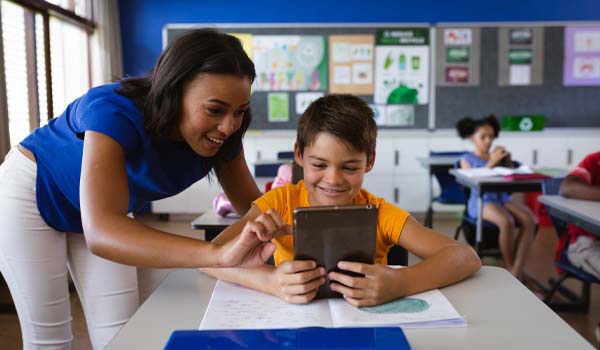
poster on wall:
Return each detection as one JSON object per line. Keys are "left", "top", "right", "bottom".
{"left": 252, "top": 35, "right": 328, "bottom": 91}
{"left": 374, "top": 28, "right": 429, "bottom": 104}
{"left": 328, "top": 35, "right": 374, "bottom": 94}
{"left": 443, "top": 29, "right": 472, "bottom": 85}
{"left": 564, "top": 26, "right": 600, "bottom": 86}
{"left": 498, "top": 27, "right": 544, "bottom": 86}
{"left": 268, "top": 93, "right": 289, "bottom": 122}
{"left": 436, "top": 27, "right": 480, "bottom": 87}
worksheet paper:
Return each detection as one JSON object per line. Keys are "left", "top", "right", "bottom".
{"left": 455, "top": 165, "right": 534, "bottom": 178}
{"left": 199, "top": 279, "right": 465, "bottom": 330}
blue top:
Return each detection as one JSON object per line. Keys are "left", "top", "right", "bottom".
{"left": 461, "top": 152, "right": 511, "bottom": 218}
{"left": 20, "top": 82, "right": 239, "bottom": 233}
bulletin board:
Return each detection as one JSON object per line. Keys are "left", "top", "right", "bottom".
{"left": 164, "top": 24, "right": 432, "bottom": 130}
{"left": 435, "top": 25, "right": 600, "bottom": 128}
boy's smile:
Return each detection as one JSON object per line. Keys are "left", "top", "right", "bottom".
{"left": 295, "top": 132, "right": 374, "bottom": 207}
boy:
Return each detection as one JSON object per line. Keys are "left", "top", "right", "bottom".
{"left": 559, "top": 151, "right": 600, "bottom": 278}
{"left": 203, "top": 94, "right": 481, "bottom": 306}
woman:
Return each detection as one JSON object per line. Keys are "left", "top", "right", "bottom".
{"left": 0, "top": 29, "right": 281, "bottom": 349}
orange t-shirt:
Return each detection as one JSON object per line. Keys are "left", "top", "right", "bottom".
{"left": 253, "top": 180, "right": 410, "bottom": 266}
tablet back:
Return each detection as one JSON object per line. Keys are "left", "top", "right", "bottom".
{"left": 293, "top": 205, "right": 378, "bottom": 299}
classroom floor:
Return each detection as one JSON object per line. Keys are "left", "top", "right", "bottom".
{"left": 1, "top": 213, "right": 599, "bottom": 349}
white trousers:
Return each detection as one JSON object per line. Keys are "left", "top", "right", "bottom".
{"left": 0, "top": 148, "right": 164, "bottom": 349}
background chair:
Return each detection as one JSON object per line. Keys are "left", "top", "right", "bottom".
{"left": 424, "top": 151, "right": 466, "bottom": 228}
{"left": 541, "top": 177, "right": 600, "bottom": 313}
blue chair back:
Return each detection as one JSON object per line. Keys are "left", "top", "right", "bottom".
{"left": 429, "top": 151, "right": 466, "bottom": 204}
{"left": 541, "top": 178, "right": 567, "bottom": 237}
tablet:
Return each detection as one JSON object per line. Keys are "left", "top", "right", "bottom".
{"left": 293, "top": 204, "right": 378, "bottom": 299}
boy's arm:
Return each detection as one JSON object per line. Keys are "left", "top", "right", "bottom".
{"left": 560, "top": 175, "right": 600, "bottom": 201}
{"left": 329, "top": 217, "right": 481, "bottom": 306}
{"left": 393, "top": 217, "right": 481, "bottom": 295}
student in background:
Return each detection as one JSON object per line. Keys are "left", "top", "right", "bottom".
{"left": 558, "top": 151, "right": 600, "bottom": 278}
{"left": 201, "top": 95, "right": 481, "bottom": 306}
{"left": 456, "top": 115, "right": 536, "bottom": 281}
{"left": 0, "top": 29, "right": 282, "bottom": 350}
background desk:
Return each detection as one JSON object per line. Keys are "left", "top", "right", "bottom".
{"left": 106, "top": 266, "right": 593, "bottom": 349}
{"left": 538, "top": 195, "right": 600, "bottom": 236}
{"left": 449, "top": 169, "right": 542, "bottom": 254}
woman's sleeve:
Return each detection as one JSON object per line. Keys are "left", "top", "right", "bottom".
{"left": 75, "top": 98, "right": 141, "bottom": 155}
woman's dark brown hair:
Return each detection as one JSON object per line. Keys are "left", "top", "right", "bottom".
{"left": 116, "top": 28, "right": 256, "bottom": 172}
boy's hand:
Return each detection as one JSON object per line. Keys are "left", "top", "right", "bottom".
{"left": 217, "top": 209, "right": 292, "bottom": 268}
{"left": 269, "top": 260, "right": 326, "bottom": 304}
{"left": 329, "top": 261, "right": 406, "bottom": 307}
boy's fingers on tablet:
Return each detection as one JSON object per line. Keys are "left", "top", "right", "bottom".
{"left": 284, "top": 289, "right": 318, "bottom": 304}
{"left": 328, "top": 272, "right": 368, "bottom": 289}
{"left": 337, "top": 261, "right": 374, "bottom": 275}
{"left": 288, "top": 269, "right": 325, "bottom": 285}
{"left": 282, "top": 277, "right": 323, "bottom": 295}
{"left": 330, "top": 282, "right": 370, "bottom": 299}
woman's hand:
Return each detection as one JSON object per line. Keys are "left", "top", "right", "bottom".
{"left": 329, "top": 261, "right": 406, "bottom": 307}
{"left": 216, "top": 209, "right": 291, "bottom": 268}
{"left": 269, "top": 260, "right": 326, "bottom": 304}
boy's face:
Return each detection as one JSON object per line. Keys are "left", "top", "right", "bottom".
{"left": 294, "top": 132, "right": 374, "bottom": 207}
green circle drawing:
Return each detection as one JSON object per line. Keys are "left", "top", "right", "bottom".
{"left": 360, "top": 298, "right": 430, "bottom": 313}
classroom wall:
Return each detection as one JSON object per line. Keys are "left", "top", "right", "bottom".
{"left": 118, "top": 0, "right": 600, "bottom": 77}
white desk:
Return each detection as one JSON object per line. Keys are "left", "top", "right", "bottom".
{"left": 538, "top": 195, "right": 600, "bottom": 236}
{"left": 106, "top": 266, "right": 593, "bottom": 349}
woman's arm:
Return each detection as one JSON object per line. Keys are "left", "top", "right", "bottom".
{"left": 217, "top": 149, "right": 262, "bottom": 215}
{"left": 560, "top": 175, "right": 600, "bottom": 201}
{"left": 79, "top": 131, "right": 276, "bottom": 268}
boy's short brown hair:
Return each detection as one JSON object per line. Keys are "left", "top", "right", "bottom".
{"left": 296, "top": 94, "right": 377, "bottom": 162}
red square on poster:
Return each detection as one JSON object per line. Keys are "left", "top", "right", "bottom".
{"left": 445, "top": 66, "right": 469, "bottom": 83}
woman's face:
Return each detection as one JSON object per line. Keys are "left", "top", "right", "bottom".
{"left": 178, "top": 73, "right": 251, "bottom": 157}
{"left": 470, "top": 124, "right": 495, "bottom": 153}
